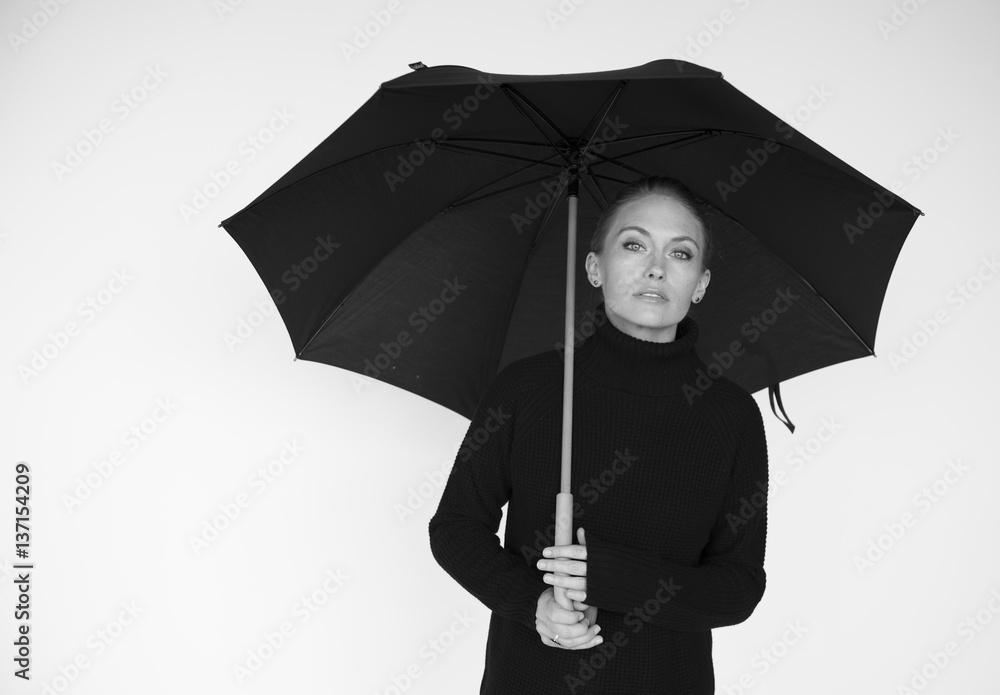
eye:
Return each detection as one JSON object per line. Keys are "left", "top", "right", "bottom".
{"left": 671, "top": 248, "right": 694, "bottom": 260}
{"left": 623, "top": 240, "right": 644, "bottom": 251}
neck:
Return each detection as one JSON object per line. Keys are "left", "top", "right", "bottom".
{"left": 573, "top": 303, "right": 702, "bottom": 396}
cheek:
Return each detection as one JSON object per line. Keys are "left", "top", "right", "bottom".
{"left": 677, "top": 265, "right": 704, "bottom": 290}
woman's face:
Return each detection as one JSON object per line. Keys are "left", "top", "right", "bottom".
{"left": 585, "top": 194, "right": 710, "bottom": 343}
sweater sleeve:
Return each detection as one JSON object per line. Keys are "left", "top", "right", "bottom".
{"left": 428, "top": 364, "right": 548, "bottom": 631}
{"left": 584, "top": 395, "right": 768, "bottom": 632}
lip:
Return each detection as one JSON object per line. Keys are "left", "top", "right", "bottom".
{"left": 634, "top": 289, "right": 667, "bottom": 301}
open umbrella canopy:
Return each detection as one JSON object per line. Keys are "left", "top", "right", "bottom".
{"left": 220, "top": 59, "right": 921, "bottom": 424}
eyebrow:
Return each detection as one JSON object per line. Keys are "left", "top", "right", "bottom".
{"left": 616, "top": 225, "right": 701, "bottom": 249}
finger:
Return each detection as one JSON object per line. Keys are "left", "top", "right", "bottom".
{"left": 543, "top": 573, "right": 587, "bottom": 591}
{"left": 543, "top": 544, "right": 587, "bottom": 560}
{"left": 554, "top": 587, "right": 587, "bottom": 603}
{"left": 537, "top": 620, "right": 593, "bottom": 648}
{"left": 565, "top": 589, "right": 588, "bottom": 603}
{"left": 577, "top": 527, "right": 586, "bottom": 546}
{"left": 573, "top": 633, "right": 605, "bottom": 651}
{"left": 538, "top": 558, "right": 588, "bottom": 576}
{"left": 556, "top": 626, "right": 603, "bottom": 650}
{"left": 545, "top": 603, "right": 584, "bottom": 625}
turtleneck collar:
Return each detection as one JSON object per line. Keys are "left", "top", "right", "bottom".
{"left": 573, "top": 302, "right": 703, "bottom": 397}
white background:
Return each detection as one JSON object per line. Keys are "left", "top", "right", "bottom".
{"left": 2, "top": 0, "right": 998, "bottom": 693}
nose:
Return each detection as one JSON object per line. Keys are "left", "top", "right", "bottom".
{"left": 645, "top": 257, "right": 664, "bottom": 280}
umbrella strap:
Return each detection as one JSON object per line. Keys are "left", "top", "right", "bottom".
{"left": 768, "top": 383, "right": 795, "bottom": 434}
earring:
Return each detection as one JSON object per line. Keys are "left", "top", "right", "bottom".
{"left": 591, "top": 278, "right": 600, "bottom": 287}
{"left": 692, "top": 295, "right": 702, "bottom": 304}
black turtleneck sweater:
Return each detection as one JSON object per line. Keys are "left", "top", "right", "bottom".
{"left": 428, "top": 305, "right": 768, "bottom": 694}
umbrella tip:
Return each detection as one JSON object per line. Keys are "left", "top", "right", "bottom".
{"left": 408, "top": 61, "right": 427, "bottom": 70}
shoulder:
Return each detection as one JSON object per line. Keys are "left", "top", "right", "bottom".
{"left": 702, "top": 376, "right": 763, "bottom": 422}
{"left": 477, "top": 348, "right": 564, "bottom": 409}
{"left": 492, "top": 348, "right": 563, "bottom": 389}
{"left": 688, "top": 375, "right": 766, "bottom": 458}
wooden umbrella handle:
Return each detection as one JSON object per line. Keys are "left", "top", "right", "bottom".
{"left": 553, "top": 492, "right": 575, "bottom": 610}
{"left": 553, "top": 181, "right": 579, "bottom": 611}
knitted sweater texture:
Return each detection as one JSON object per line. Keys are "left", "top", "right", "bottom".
{"left": 428, "top": 305, "right": 769, "bottom": 694}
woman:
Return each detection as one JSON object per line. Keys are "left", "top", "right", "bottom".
{"left": 429, "top": 176, "right": 768, "bottom": 693}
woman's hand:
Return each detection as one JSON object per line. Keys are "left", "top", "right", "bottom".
{"left": 534, "top": 528, "right": 601, "bottom": 649}
{"left": 538, "top": 527, "right": 589, "bottom": 603}
{"left": 535, "top": 587, "right": 601, "bottom": 649}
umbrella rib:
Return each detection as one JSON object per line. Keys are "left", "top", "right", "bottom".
{"left": 444, "top": 172, "right": 566, "bottom": 210}
{"left": 290, "top": 127, "right": 885, "bottom": 363}
{"left": 576, "top": 131, "right": 719, "bottom": 185}
{"left": 577, "top": 81, "right": 628, "bottom": 159}
{"left": 498, "top": 85, "right": 573, "bottom": 163}
{"left": 489, "top": 177, "right": 574, "bottom": 386}
{"left": 588, "top": 131, "right": 717, "bottom": 167}
{"left": 709, "top": 205, "right": 877, "bottom": 355}
{"left": 578, "top": 170, "right": 612, "bottom": 210}
{"left": 434, "top": 141, "right": 565, "bottom": 170}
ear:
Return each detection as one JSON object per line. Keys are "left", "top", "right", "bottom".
{"left": 696, "top": 268, "right": 711, "bottom": 298}
{"left": 585, "top": 252, "right": 600, "bottom": 283}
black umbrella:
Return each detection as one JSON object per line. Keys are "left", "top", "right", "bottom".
{"left": 220, "top": 58, "right": 921, "bottom": 608}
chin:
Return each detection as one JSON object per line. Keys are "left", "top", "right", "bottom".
{"left": 612, "top": 301, "right": 677, "bottom": 330}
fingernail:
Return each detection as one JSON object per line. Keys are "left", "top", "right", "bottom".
{"left": 543, "top": 549, "right": 552, "bottom": 557}
{"left": 595, "top": 626, "right": 601, "bottom": 635}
